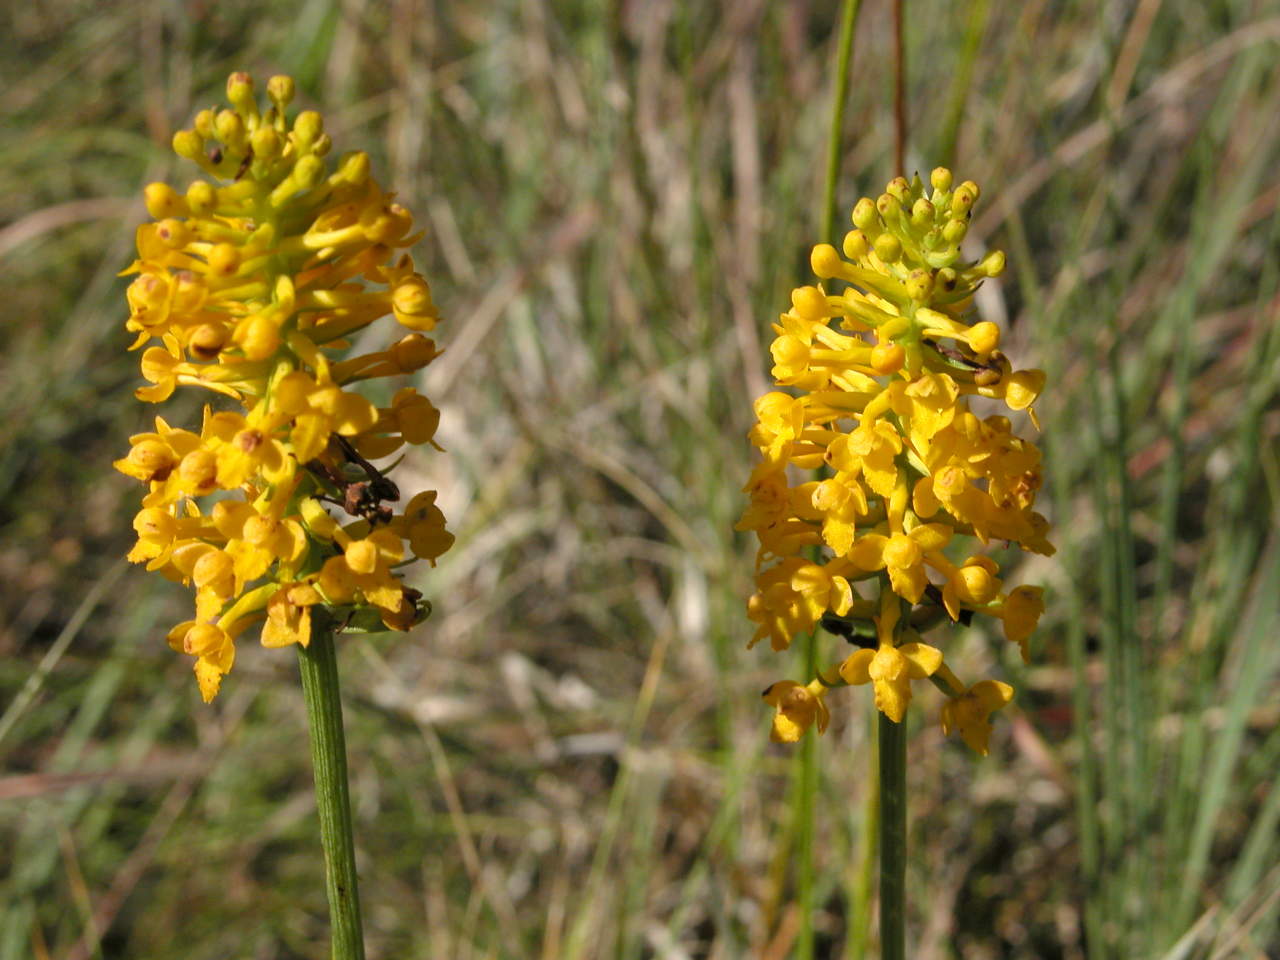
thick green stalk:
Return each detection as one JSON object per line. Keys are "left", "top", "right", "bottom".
{"left": 298, "top": 619, "right": 366, "bottom": 960}
{"left": 878, "top": 712, "right": 906, "bottom": 960}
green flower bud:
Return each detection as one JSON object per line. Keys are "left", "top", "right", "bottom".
{"left": 852, "top": 197, "right": 883, "bottom": 236}
{"left": 951, "top": 183, "right": 978, "bottom": 216}
{"left": 943, "top": 219, "right": 968, "bottom": 244}
{"left": 876, "top": 193, "right": 902, "bottom": 220}
{"left": 873, "top": 233, "right": 902, "bottom": 264}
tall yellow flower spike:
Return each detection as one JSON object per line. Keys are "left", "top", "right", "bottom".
{"left": 116, "top": 72, "right": 454, "bottom": 702}
{"left": 743, "top": 169, "right": 1052, "bottom": 752}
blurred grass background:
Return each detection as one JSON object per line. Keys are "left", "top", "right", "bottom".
{"left": 2, "top": 1, "right": 1279, "bottom": 957}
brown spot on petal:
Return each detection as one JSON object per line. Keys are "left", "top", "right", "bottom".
{"left": 236, "top": 429, "right": 264, "bottom": 452}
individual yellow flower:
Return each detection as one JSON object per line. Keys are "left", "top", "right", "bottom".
{"left": 998, "top": 586, "right": 1046, "bottom": 661}
{"left": 847, "top": 524, "right": 952, "bottom": 603}
{"left": 740, "top": 167, "right": 1052, "bottom": 745}
{"left": 941, "top": 680, "right": 1014, "bottom": 755}
{"left": 762, "top": 679, "right": 831, "bottom": 742}
{"left": 838, "top": 602, "right": 943, "bottom": 724}
{"left": 116, "top": 72, "right": 455, "bottom": 701}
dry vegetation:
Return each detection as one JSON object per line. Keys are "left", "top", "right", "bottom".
{"left": 1, "top": 2, "right": 1278, "bottom": 958}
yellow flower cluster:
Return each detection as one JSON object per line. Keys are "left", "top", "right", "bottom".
{"left": 741, "top": 168, "right": 1052, "bottom": 754}
{"left": 115, "top": 72, "right": 454, "bottom": 702}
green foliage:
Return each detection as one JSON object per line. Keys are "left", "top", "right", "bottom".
{"left": 0, "top": 1, "right": 1277, "bottom": 957}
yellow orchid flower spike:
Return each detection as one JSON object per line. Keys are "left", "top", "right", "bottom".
{"left": 740, "top": 168, "right": 1052, "bottom": 751}
{"left": 115, "top": 72, "right": 456, "bottom": 702}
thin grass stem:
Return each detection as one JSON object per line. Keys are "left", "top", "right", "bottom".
{"left": 820, "top": 0, "right": 863, "bottom": 243}
{"left": 892, "top": 0, "right": 906, "bottom": 176}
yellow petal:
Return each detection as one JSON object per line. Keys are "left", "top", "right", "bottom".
{"left": 839, "top": 649, "right": 875, "bottom": 685}
{"left": 909, "top": 523, "right": 952, "bottom": 552}
{"left": 873, "top": 677, "right": 909, "bottom": 723}
{"left": 194, "top": 658, "right": 224, "bottom": 703}
{"left": 899, "top": 642, "right": 942, "bottom": 678}
{"left": 848, "top": 534, "right": 888, "bottom": 571}
{"left": 829, "top": 575, "right": 853, "bottom": 617}
{"left": 971, "top": 679, "right": 1014, "bottom": 711}
{"left": 887, "top": 562, "right": 927, "bottom": 604}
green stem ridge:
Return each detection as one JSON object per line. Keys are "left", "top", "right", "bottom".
{"left": 298, "top": 618, "right": 366, "bottom": 960}
{"left": 878, "top": 711, "right": 907, "bottom": 960}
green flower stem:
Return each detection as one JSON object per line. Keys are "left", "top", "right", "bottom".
{"left": 878, "top": 711, "right": 907, "bottom": 960}
{"left": 298, "top": 617, "right": 366, "bottom": 960}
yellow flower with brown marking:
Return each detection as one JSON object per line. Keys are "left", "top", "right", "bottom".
{"left": 116, "top": 72, "right": 455, "bottom": 701}
{"left": 740, "top": 168, "right": 1052, "bottom": 751}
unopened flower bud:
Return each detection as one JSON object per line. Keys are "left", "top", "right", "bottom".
{"left": 172, "top": 130, "right": 204, "bottom": 160}
{"left": 951, "top": 183, "right": 978, "bottom": 216}
{"left": 842, "top": 229, "right": 869, "bottom": 260}
{"left": 942, "top": 219, "right": 968, "bottom": 244}
{"left": 186, "top": 180, "right": 216, "bottom": 215}
{"left": 214, "top": 109, "right": 246, "bottom": 150}
{"left": 870, "top": 340, "right": 906, "bottom": 375}
{"left": 905, "top": 269, "right": 933, "bottom": 302}
{"left": 885, "top": 176, "right": 910, "bottom": 201}
{"left": 791, "top": 286, "right": 829, "bottom": 321}
{"left": 810, "top": 243, "right": 844, "bottom": 279}
{"left": 852, "top": 197, "right": 882, "bottom": 234}
{"left": 293, "top": 154, "right": 326, "bottom": 189}
{"left": 293, "top": 111, "right": 324, "bottom": 150}
{"left": 968, "top": 321, "right": 1000, "bottom": 355}
{"left": 206, "top": 243, "right": 241, "bottom": 277}
{"left": 978, "top": 250, "right": 1005, "bottom": 277}
{"left": 250, "top": 126, "right": 282, "bottom": 161}
{"left": 876, "top": 193, "right": 901, "bottom": 219}
{"left": 267, "top": 74, "right": 295, "bottom": 107}
{"left": 189, "top": 323, "right": 230, "bottom": 359}
{"left": 144, "top": 183, "right": 187, "bottom": 219}
{"left": 235, "top": 314, "right": 281, "bottom": 361}
{"left": 873, "top": 233, "right": 902, "bottom": 263}
{"left": 193, "top": 109, "right": 216, "bottom": 139}
{"left": 389, "top": 334, "right": 440, "bottom": 372}
{"left": 226, "top": 72, "right": 255, "bottom": 113}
